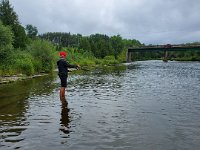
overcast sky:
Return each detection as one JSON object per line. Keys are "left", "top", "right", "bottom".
{"left": 9, "top": 0, "right": 200, "bottom": 45}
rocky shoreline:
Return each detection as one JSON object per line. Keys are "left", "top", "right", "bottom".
{"left": 0, "top": 74, "right": 48, "bottom": 84}
{"left": 0, "top": 68, "right": 80, "bottom": 85}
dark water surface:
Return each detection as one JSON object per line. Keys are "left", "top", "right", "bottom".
{"left": 0, "top": 60, "right": 200, "bottom": 150}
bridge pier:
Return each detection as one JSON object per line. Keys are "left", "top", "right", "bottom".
{"left": 126, "top": 51, "right": 132, "bottom": 62}
{"left": 163, "top": 50, "right": 168, "bottom": 62}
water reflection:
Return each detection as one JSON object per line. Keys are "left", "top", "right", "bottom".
{"left": 59, "top": 98, "right": 70, "bottom": 135}
{"left": 0, "top": 74, "right": 57, "bottom": 149}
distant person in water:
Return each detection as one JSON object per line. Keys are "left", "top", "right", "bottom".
{"left": 57, "top": 51, "right": 80, "bottom": 99}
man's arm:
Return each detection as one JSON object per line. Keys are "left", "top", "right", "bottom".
{"left": 66, "top": 61, "right": 79, "bottom": 69}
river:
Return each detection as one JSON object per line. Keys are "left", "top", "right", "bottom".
{"left": 0, "top": 60, "right": 200, "bottom": 150}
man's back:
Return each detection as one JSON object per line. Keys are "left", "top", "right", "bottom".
{"left": 57, "top": 58, "right": 68, "bottom": 76}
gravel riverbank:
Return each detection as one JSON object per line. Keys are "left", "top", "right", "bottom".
{"left": 0, "top": 74, "right": 48, "bottom": 84}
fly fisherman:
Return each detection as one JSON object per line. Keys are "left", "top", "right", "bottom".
{"left": 57, "top": 51, "right": 80, "bottom": 99}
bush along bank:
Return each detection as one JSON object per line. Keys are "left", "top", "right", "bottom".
{"left": 0, "top": 39, "right": 56, "bottom": 76}
{"left": 0, "top": 44, "right": 126, "bottom": 84}
{"left": 0, "top": 38, "right": 56, "bottom": 84}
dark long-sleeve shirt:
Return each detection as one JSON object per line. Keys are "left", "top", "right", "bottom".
{"left": 57, "top": 58, "right": 77, "bottom": 76}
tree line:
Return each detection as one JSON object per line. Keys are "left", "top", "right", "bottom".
{"left": 39, "top": 32, "right": 142, "bottom": 59}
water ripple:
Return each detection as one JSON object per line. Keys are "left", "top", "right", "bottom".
{"left": 0, "top": 61, "right": 200, "bottom": 150}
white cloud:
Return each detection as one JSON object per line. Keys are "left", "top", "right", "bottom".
{"left": 10, "top": 0, "right": 200, "bottom": 44}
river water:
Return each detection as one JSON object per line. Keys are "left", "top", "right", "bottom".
{"left": 0, "top": 60, "right": 200, "bottom": 150}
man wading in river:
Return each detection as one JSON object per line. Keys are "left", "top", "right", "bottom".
{"left": 57, "top": 51, "right": 80, "bottom": 99}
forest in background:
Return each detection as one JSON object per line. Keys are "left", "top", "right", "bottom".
{"left": 0, "top": 0, "right": 199, "bottom": 76}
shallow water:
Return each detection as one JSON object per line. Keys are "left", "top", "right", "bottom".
{"left": 0, "top": 60, "right": 200, "bottom": 150}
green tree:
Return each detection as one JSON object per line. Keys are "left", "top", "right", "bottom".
{"left": 0, "top": 21, "right": 13, "bottom": 62}
{"left": 79, "top": 37, "right": 91, "bottom": 52}
{"left": 89, "top": 34, "right": 113, "bottom": 58}
{"left": 12, "top": 24, "right": 27, "bottom": 48}
{"left": 25, "top": 24, "right": 38, "bottom": 39}
{"left": 0, "top": 21, "right": 13, "bottom": 47}
{"left": 28, "top": 39, "right": 55, "bottom": 72}
{"left": 123, "top": 39, "right": 142, "bottom": 48}
{"left": 0, "top": 0, "right": 19, "bottom": 26}
{"left": 0, "top": 0, "right": 27, "bottom": 48}
{"left": 111, "top": 35, "right": 124, "bottom": 59}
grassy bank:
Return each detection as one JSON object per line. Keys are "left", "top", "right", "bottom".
{"left": 0, "top": 39, "right": 55, "bottom": 76}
